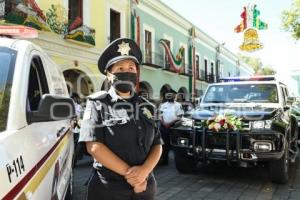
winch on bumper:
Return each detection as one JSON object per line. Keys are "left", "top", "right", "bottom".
{"left": 171, "top": 127, "right": 286, "bottom": 163}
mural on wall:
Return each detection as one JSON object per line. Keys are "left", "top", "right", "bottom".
{"left": 2, "top": 0, "right": 95, "bottom": 46}
{"left": 159, "top": 39, "right": 185, "bottom": 73}
{"left": 234, "top": 4, "right": 268, "bottom": 52}
{"left": 65, "top": 17, "right": 96, "bottom": 46}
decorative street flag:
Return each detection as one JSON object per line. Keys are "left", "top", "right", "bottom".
{"left": 234, "top": 4, "right": 268, "bottom": 52}
{"left": 131, "top": 0, "right": 140, "bottom": 46}
{"left": 234, "top": 6, "right": 247, "bottom": 33}
{"left": 252, "top": 5, "right": 268, "bottom": 30}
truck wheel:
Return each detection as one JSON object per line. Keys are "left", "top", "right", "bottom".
{"left": 269, "top": 142, "right": 289, "bottom": 184}
{"left": 174, "top": 150, "right": 197, "bottom": 173}
{"left": 65, "top": 171, "right": 73, "bottom": 200}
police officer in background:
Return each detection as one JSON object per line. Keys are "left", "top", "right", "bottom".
{"left": 159, "top": 88, "right": 184, "bottom": 165}
{"left": 79, "top": 38, "right": 163, "bottom": 200}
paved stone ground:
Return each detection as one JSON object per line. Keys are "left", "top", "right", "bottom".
{"left": 73, "top": 152, "right": 300, "bottom": 200}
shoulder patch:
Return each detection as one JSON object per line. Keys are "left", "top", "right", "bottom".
{"left": 88, "top": 91, "right": 108, "bottom": 100}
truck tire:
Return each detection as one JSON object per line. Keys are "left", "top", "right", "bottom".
{"left": 269, "top": 142, "right": 289, "bottom": 184}
{"left": 174, "top": 150, "right": 197, "bottom": 173}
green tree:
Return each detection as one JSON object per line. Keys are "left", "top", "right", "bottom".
{"left": 282, "top": 0, "right": 300, "bottom": 40}
{"left": 238, "top": 54, "right": 276, "bottom": 75}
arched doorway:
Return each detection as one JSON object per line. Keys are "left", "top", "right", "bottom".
{"left": 139, "top": 81, "right": 153, "bottom": 100}
{"left": 177, "top": 87, "right": 189, "bottom": 102}
{"left": 160, "top": 84, "right": 172, "bottom": 102}
{"left": 63, "top": 69, "right": 94, "bottom": 98}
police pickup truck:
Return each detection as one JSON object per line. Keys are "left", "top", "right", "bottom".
{"left": 170, "top": 76, "right": 298, "bottom": 183}
{"left": 0, "top": 26, "right": 75, "bottom": 199}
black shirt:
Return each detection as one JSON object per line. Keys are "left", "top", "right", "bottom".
{"left": 79, "top": 88, "right": 163, "bottom": 181}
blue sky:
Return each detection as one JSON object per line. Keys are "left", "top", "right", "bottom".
{"left": 160, "top": 0, "right": 299, "bottom": 75}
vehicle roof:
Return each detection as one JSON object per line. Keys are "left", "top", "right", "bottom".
{"left": 0, "top": 37, "right": 33, "bottom": 51}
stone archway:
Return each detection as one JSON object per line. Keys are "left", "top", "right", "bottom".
{"left": 177, "top": 87, "right": 189, "bottom": 102}
{"left": 160, "top": 84, "right": 172, "bottom": 102}
{"left": 139, "top": 81, "right": 154, "bottom": 100}
{"left": 63, "top": 69, "right": 95, "bottom": 98}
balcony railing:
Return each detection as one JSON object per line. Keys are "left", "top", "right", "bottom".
{"left": 142, "top": 50, "right": 164, "bottom": 68}
{"left": 141, "top": 50, "right": 221, "bottom": 83}
{"left": 198, "top": 70, "right": 206, "bottom": 81}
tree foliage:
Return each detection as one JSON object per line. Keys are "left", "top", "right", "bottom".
{"left": 282, "top": 0, "right": 300, "bottom": 40}
{"left": 238, "top": 54, "right": 276, "bottom": 75}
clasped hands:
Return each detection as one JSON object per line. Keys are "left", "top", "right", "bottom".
{"left": 125, "top": 166, "right": 149, "bottom": 193}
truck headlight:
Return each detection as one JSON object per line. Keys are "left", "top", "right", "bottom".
{"left": 264, "top": 120, "right": 272, "bottom": 129}
{"left": 181, "top": 117, "right": 194, "bottom": 127}
{"left": 252, "top": 120, "right": 272, "bottom": 129}
{"left": 252, "top": 121, "right": 265, "bottom": 129}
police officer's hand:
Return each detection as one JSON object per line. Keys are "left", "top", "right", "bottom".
{"left": 161, "top": 118, "right": 171, "bottom": 128}
{"left": 125, "top": 166, "right": 149, "bottom": 186}
{"left": 133, "top": 180, "right": 147, "bottom": 193}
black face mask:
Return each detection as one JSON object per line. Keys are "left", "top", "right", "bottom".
{"left": 167, "top": 99, "right": 175, "bottom": 102}
{"left": 112, "top": 72, "right": 137, "bottom": 93}
{"left": 165, "top": 93, "right": 176, "bottom": 102}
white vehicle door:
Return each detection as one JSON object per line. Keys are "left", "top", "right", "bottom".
{"left": 1, "top": 49, "right": 73, "bottom": 200}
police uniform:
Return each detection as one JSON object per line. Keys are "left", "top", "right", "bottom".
{"left": 159, "top": 89, "right": 184, "bottom": 164}
{"left": 79, "top": 38, "right": 163, "bottom": 200}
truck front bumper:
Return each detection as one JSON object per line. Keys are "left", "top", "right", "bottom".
{"left": 171, "top": 127, "right": 286, "bottom": 164}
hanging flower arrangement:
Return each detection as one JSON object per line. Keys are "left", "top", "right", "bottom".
{"left": 203, "top": 114, "right": 242, "bottom": 132}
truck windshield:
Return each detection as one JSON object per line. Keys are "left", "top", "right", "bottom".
{"left": 0, "top": 48, "right": 16, "bottom": 132}
{"left": 203, "top": 84, "right": 278, "bottom": 104}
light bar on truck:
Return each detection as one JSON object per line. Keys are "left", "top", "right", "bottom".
{"left": 219, "top": 75, "right": 275, "bottom": 82}
{"left": 0, "top": 25, "right": 38, "bottom": 38}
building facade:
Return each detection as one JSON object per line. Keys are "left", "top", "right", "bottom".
{"left": 1, "top": 0, "right": 253, "bottom": 102}
{"left": 1, "top": 0, "right": 132, "bottom": 97}
{"left": 132, "top": 0, "right": 254, "bottom": 102}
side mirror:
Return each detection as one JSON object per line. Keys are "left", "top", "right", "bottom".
{"left": 27, "top": 94, "right": 76, "bottom": 124}
{"left": 284, "top": 105, "right": 290, "bottom": 112}
{"left": 287, "top": 97, "right": 296, "bottom": 106}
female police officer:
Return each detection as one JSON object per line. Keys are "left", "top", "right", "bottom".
{"left": 79, "top": 38, "right": 163, "bottom": 200}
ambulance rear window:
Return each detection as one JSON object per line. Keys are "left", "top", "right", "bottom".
{"left": 0, "top": 47, "right": 16, "bottom": 132}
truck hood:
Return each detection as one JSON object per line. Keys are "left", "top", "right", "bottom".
{"left": 191, "top": 106, "right": 280, "bottom": 121}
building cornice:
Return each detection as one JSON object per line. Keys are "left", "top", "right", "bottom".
{"left": 30, "top": 32, "right": 101, "bottom": 64}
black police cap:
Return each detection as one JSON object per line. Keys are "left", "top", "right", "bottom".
{"left": 98, "top": 38, "right": 142, "bottom": 74}
{"left": 166, "top": 88, "right": 177, "bottom": 94}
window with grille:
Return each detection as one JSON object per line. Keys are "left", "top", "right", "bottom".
{"left": 145, "top": 30, "right": 152, "bottom": 63}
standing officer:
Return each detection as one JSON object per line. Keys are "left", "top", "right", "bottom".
{"left": 158, "top": 88, "right": 184, "bottom": 165}
{"left": 79, "top": 38, "right": 163, "bottom": 200}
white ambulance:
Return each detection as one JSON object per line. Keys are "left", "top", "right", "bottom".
{"left": 0, "top": 26, "right": 75, "bottom": 200}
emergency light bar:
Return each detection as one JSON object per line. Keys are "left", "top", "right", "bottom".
{"left": 0, "top": 25, "right": 38, "bottom": 38}
{"left": 220, "top": 75, "right": 276, "bottom": 82}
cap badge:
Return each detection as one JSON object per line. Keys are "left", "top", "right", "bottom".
{"left": 117, "top": 41, "right": 131, "bottom": 55}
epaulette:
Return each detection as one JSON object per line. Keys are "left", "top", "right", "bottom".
{"left": 88, "top": 91, "right": 108, "bottom": 100}
{"left": 140, "top": 96, "right": 156, "bottom": 108}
